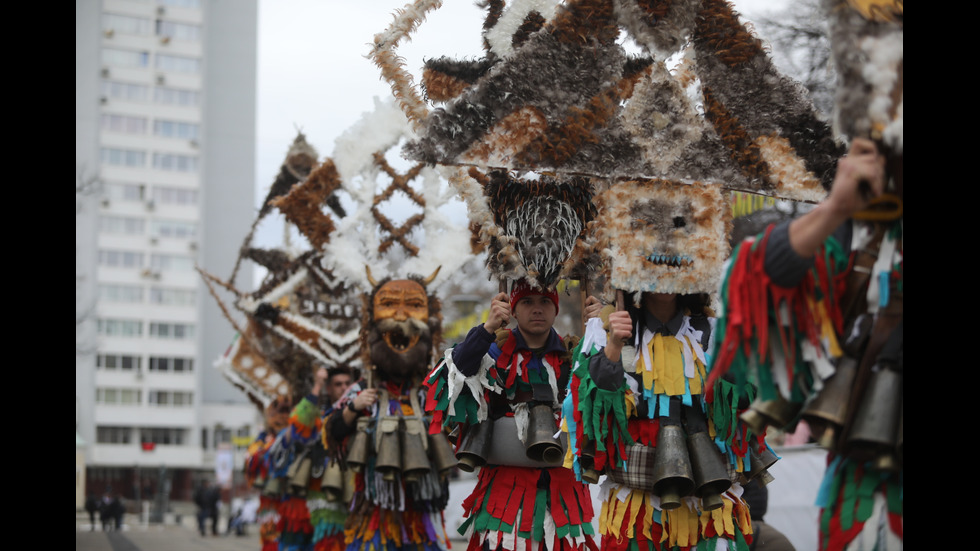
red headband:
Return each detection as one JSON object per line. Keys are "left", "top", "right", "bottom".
{"left": 510, "top": 280, "right": 559, "bottom": 314}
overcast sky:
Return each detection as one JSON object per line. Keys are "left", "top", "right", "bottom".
{"left": 251, "top": 0, "right": 787, "bottom": 254}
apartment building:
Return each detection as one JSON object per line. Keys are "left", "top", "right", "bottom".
{"left": 76, "top": 0, "right": 261, "bottom": 509}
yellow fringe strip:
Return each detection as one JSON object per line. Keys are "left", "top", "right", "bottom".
{"left": 729, "top": 191, "right": 776, "bottom": 218}
{"left": 598, "top": 486, "right": 753, "bottom": 546}
{"left": 636, "top": 334, "right": 706, "bottom": 397}
{"left": 810, "top": 296, "right": 843, "bottom": 358}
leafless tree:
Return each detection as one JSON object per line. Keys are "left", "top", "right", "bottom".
{"left": 76, "top": 164, "right": 102, "bottom": 353}
{"left": 751, "top": 0, "right": 835, "bottom": 120}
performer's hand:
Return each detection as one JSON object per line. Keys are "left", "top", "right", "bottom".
{"left": 312, "top": 366, "right": 328, "bottom": 396}
{"left": 583, "top": 296, "right": 603, "bottom": 320}
{"left": 353, "top": 388, "right": 378, "bottom": 411}
{"left": 827, "top": 138, "right": 886, "bottom": 218}
{"left": 604, "top": 310, "right": 633, "bottom": 362}
{"left": 484, "top": 292, "right": 511, "bottom": 333}
{"left": 790, "top": 138, "right": 887, "bottom": 257}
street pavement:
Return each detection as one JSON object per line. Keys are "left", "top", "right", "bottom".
{"left": 76, "top": 513, "right": 260, "bottom": 551}
{"left": 76, "top": 512, "right": 469, "bottom": 551}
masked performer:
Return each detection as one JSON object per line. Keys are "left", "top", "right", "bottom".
{"left": 570, "top": 286, "right": 768, "bottom": 551}
{"left": 710, "top": 136, "right": 902, "bottom": 551}
{"left": 706, "top": 0, "right": 904, "bottom": 547}
{"left": 245, "top": 395, "right": 293, "bottom": 551}
{"left": 328, "top": 272, "right": 454, "bottom": 551}
{"left": 272, "top": 365, "right": 350, "bottom": 551}
{"left": 426, "top": 279, "right": 598, "bottom": 551}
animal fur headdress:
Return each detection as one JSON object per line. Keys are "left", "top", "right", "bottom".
{"left": 370, "top": 0, "right": 845, "bottom": 295}
{"left": 200, "top": 133, "right": 363, "bottom": 406}
{"left": 202, "top": 96, "right": 477, "bottom": 400}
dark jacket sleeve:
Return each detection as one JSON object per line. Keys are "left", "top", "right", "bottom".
{"left": 588, "top": 352, "right": 626, "bottom": 392}
{"left": 451, "top": 324, "right": 496, "bottom": 377}
{"left": 764, "top": 219, "right": 854, "bottom": 288}
{"left": 763, "top": 220, "right": 814, "bottom": 288}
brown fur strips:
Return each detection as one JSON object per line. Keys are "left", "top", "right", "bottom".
{"left": 271, "top": 158, "right": 344, "bottom": 249}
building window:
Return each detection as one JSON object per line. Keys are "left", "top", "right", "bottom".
{"left": 140, "top": 427, "right": 187, "bottom": 445}
{"left": 99, "top": 249, "right": 144, "bottom": 268}
{"left": 102, "top": 81, "right": 150, "bottom": 102}
{"left": 97, "top": 388, "right": 142, "bottom": 405}
{"left": 149, "top": 287, "right": 196, "bottom": 306}
{"left": 236, "top": 426, "right": 251, "bottom": 442}
{"left": 150, "top": 253, "right": 194, "bottom": 272}
{"left": 148, "top": 322, "right": 195, "bottom": 340}
{"left": 97, "top": 319, "right": 144, "bottom": 338}
{"left": 159, "top": 0, "right": 201, "bottom": 8}
{"left": 104, "top": 182, "right": 145, "bottom": 202}
{"left": 99, "top": 284, "right": 145, "bottom": 304}
{"left": 149, "top": 356, "right": 194, "bottom": 372}
{"left": 155, "top": 53, "right": 200, "bottom": 73}
{"left": 153, "top": 119, "right": 199, "bottom": 140}
{"left": 101, "top": 147, "right": 147, "bottom": 168}
{"left": 154, "top": 86, "right": 200, "bottom": 107}
{"left": 213, "top": 427, "right": 232, "bottom": 448}
{"left": 102, "top": 48, "right": 150, "bottom": 69}
{"left": 149, "top": 390, "right": 193, "bottom": 406}
{"left": 151, "top": 186, "right": 198, "bottom": 206}
{"left": 96, "top": 426, "right": 133, "bottom": 444}
{"left": 101, "top": 113, "right": 148, "bottom": 134}
{"left": 103, "top": 13, "right": 153, "bottom": 35}
{"left": 97, "top": 354, "right": 142, "bottom": 371}
{"left": 156, "top": 20, "right": 201, "bottom": 41}
{"left": 152, "top": 152, "right": 198, "bottom": 172}
{"left": 100, "top": 215, "right": 146, "bottom": 235}
{"left": 150, "top": 219, "right": 196, "bottom": 239}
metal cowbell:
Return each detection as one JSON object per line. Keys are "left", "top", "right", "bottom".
{"left": 525, "top": 403, "right": 563, "bottom": 465}
{"left": 802, "top": 356, "right": 860, "bottom": 449}
{"left": 429, "top": 430, "right": 459, "bottom": 475}
{"left": 401, "top": 418, "right": 432, "bottom": 483}
{"left": 322, "top": 460, "right": 344, "bottom": 502}
{"left": 375, "top": 417, "right": 402, "bottom": 481}
{"left": 651, "top": 424, "right": 695, "bottom": 510}
{"left": 456, "top": 419, "right": 493, "bottom": 473}
{"left": 289, "top": 456, "right": 312, "bottom": 497}
{"left": 845, "top": 367, "right": 902, "bottom": 471}
{"left": 580, "top": 439, "right": 600, "bottom": 485}
{"left": 745, "top": 443, "right": 779, "bottom": 486}
{"left": 687, "top": 431, "right": 732, "bottom": 511}
{"left": 346, "top": 417, "right": 373, "bottom": 473}
{"left": 740, "top": 395, "right": 802, "bottom": 437}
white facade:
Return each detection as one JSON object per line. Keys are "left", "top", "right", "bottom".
{"left": 76, "top": 0, "right": 261, "bottom": 499}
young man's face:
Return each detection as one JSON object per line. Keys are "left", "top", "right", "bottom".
{"left": 512, "top": 294, "right": 557, "bottom": 341}
{"left": 327, "top": 373, "right": 352, "bottom": 404}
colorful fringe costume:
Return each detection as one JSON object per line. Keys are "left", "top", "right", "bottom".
{"left": 707, "top": 219, "right": 903, "bottom": 551}
{"left": 246, "top": 429, "right": 285, "bottom": 551}
{"left": 567, "top": 303, "right": 760, "bottom": 551}
{"left": 248, "top": 395, "right": 349, "bottom": 551}
{"left": 425, "top": 326, "right": 598, "bottom": 551}
{"left": 330, "top": 381, "right": 452, "bottom": 551}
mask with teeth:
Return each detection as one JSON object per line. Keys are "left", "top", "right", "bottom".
{"left": 593, "top": 179, "right": 731, "bottom": 297}
{"left": 363, "top": 277, "right": 442, "bottom": 385}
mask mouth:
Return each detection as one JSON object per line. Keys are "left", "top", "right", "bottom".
{"left": 376, "top": 318, "right": 428, "bottom": 354}
{"left": 646, "top": 252, "right": 693, "bottom": 269}
{"left": 382, "top": 329, "right": 420, "bottom": 353}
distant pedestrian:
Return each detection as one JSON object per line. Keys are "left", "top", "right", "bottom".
{"left": 226, "top": 508, "right": 247, "bottom": 536}
{"left": 193, "top": 479, "right": 221, "bottom": 536}
{"left": 100, "top": 490, "right": 123, "bottom": 531}
{"left": 84, "top": 494, "right": 99, "bottom": 531}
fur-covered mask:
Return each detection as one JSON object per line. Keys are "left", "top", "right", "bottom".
{"left": 593, "top": 179, "right": 731, "bottom": 296}
{"left": 362, "top": 278, "right": 442, "bottom": 384}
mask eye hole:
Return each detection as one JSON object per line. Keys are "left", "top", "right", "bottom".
{"left": 672, "top": 216, "right": 686, "bottom": 228}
